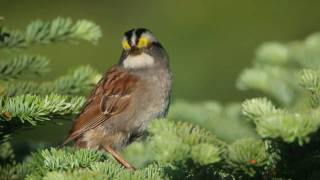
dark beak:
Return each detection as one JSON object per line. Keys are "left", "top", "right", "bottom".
{"left": 129, "top": 46, "right": 142, "bottom": 55}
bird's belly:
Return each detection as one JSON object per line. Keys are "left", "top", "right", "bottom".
{"left": 114, "top": 90, "right": 169, "bottom": 133}
{"left": 132, "top": 96, "right": 169, "bottom": 132}
{"left": 79, "top": 125, "right": 129, "bottom": 150}
{"left": 113, "top": 71, "right": 171, "bottom": 135}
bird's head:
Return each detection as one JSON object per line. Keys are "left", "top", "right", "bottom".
{"left": 122, "top": 28, "right": 158, "bottom": 54}
{"left": 120, "top": 28, "right": 168, "bottom": 69}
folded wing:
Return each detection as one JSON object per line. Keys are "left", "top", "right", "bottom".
{"left": 62, "top": 65, "right": 139, "bottom": 145}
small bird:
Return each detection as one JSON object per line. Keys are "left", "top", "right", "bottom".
{"left": 63, "top": 28, "right": 172, "bottom": 170}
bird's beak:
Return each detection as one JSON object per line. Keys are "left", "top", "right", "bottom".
{"left": 129, "top": 46, "right": 142, "bottom": 55}
{"left": 131, "top": 46, "right": 137, "bottom": 51}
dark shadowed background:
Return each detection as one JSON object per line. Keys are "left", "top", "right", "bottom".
{"left": 2, "top": 0, "right": 320, "bottom": 143}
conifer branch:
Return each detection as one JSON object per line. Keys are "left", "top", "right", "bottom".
{"left": 257, "top": 110, "right": 320, "bottom": 145}
{"left": 0, "top": 17, "right": 102, "bottom": 49}
{"left": 0, "top": 135, "right": 14, "bottom": 162}
{"left": 124, "top": 120, "right": 279, "bottom": 178}
{"left": 167, "top": 100, "right": 256, "bottom": 142}
{"left": 0, "top": 94, "right": 85, "bottom": 135}
{"left": 237, "top": 66, "right": 300, "bottom": 106}
{"left": 0, "top": 162, "right": 28, "bottom": 180}
{"left": 300, "top": 69, "right": 320, "bottom": 107}
{"left": 148, "top": 120, "right": 225, "bottom": 163}
{"left": 23, "top": 147, "right": 165, "bottom": 180}
{"left": 0, "top": 55, "right": 49, "bottom": 81}
{"left": 242, "top": 98, "right": 320, "bottom": 145}
{"left": 242, "top": 98, "right": 277, "bottom": 122}
{"left": 0, "top": 66, "right": 100, "bottom": 96}
{"left": 123, "top": 120, "right": 226, "bottom": 170}
{"left": 255, "top": 42, "right": 290, "bottom": 66}
{"left": 42, "top": 66, "right": 100, "bottom": 95}
{"left": 0, "top": 81, "right": 39, "bottom": 97}
{"left": 225, "top": 138, "right": 268, "bottom": 176}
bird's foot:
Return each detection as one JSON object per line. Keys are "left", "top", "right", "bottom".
{"left": 103, "top": 145, "right": 136, "bottom": 171}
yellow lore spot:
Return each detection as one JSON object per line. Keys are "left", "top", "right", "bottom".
{"left": 122, "top": 39, "right": 131, "bottom": 50}
{"left": 137, "top": 36, "right": 149, "bottom": 48}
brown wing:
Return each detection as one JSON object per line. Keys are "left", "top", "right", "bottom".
{"left": 62, "top": 65, "right": 139, "bottom": 145}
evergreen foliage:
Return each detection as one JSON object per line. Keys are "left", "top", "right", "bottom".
{"left": 0, "top": 55, "right": 49, "bottom": 80}
{"left": 0, "top": 17, "right": 101, "bottom": 49}
{"left": 1, "top": 66, "right": 99, "bottom": 96}
{"left": 0, "top": 17, "right": 102, "bottom": 180}
{"left": 2, "top": 17, "right": 320, "bottom": 179}
{"left": 0, "top": 94, "right": 85, "bottom": 137}
{"left": 167, "top": 100, "right": 256, "bottom": 142}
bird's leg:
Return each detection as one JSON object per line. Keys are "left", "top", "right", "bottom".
{"left": 103, "top": 145, "right": 136, "bottom": 171}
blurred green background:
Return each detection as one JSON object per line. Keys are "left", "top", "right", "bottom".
{"left": 2, "top": 0, "right": 320, "bottom": 102}
{"left": 2, "top": 0, "right": 320, "bottom": 145}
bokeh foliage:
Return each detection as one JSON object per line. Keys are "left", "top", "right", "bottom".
{"left": 2, "top": 17, "right": 320, "bottom": 179}
{"left": 2, "top": 0, "right": 320, "bottom": 102}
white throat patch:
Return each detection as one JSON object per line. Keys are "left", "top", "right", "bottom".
{"left": 123, "top": 53, "right": 155, "bottom": 69}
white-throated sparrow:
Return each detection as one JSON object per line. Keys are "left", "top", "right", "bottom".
{"left": 63, "top": 28, "right": 172, "bottom": 170}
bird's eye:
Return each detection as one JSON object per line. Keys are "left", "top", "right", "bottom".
{"left": 137, "top": 37, "right": 149, "bottom": 49}
{"left": 122, "top": 39, "right": 131, "bottom": 50}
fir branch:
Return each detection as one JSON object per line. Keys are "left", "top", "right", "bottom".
{"left": 0, "top": 66, "right": 100, "bottom": 96}
{"left": 0, "top": 81, "right": 39, "bottom": 97}
{"left": 242, "top": 98, "right": 277, "bottom": 122}
{"left": 0, "top": 94, "right": 85, "bottom": 135}
{"left": 237, "top": 66, "right": 300, "bottom": 106}
{"left": 90, "top": 162, "right": 165, "bottom": 180}
{"left": 225, "top": 138, "right": 271, "bottom": 177}
{"left": 24, "top": 147, "right": 166, "bottom": 180}
{"left": 300, "top": 69, "right": 320, "bottom": 107}
{"left": 0, "top": 17, "right": 102, "bottom": 49}
{"left": 123, "top": 120, "right": 274, "bottom": 179}
{"left": 0, "top": 134, "right": 14, "bottom": 162}
{"left": 190, "top": 143, "right": 221, "bottom": 165}
{"left": 30, "top": 163, "right": 166, "bottom": 180}
{"left": 0, "top": 28, "right": 23, "bottom": 48}
{"left": 0, "top": 162, "right": 29, "bottom": 180}
{"left": 242, "top": 98, "right": 320, "bottom": 145}
{"left": 0, "top": 94, "right": 85, "bottom": 123}
{"left": 124, "top": 120, "right": 225, "bottom": 167}
{"left": 300, "top": 69, "right": 320, "bottom": 92}
{"left": 0, "top": 55, "right": 49, "bottom": 80}
{"left": 41, "top": 148, "right": 108, "bottom": 171}
{"left": 42, "top": 66, "right": 100, "bottom": 95}
{"left": 255, "top": 42, "right": 290, "bottom": 66}
{"left": 256, "top": 110, "right": 320, "bottom": 145}
{"left": 168, "top": 100, "right": 256, "bottom": 142}
{"left": 236, "top": 32, "right": 320, "bottom": 107}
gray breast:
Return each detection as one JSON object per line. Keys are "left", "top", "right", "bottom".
{"left": 128, "top": 67, "right": 172, "bottom": 133}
